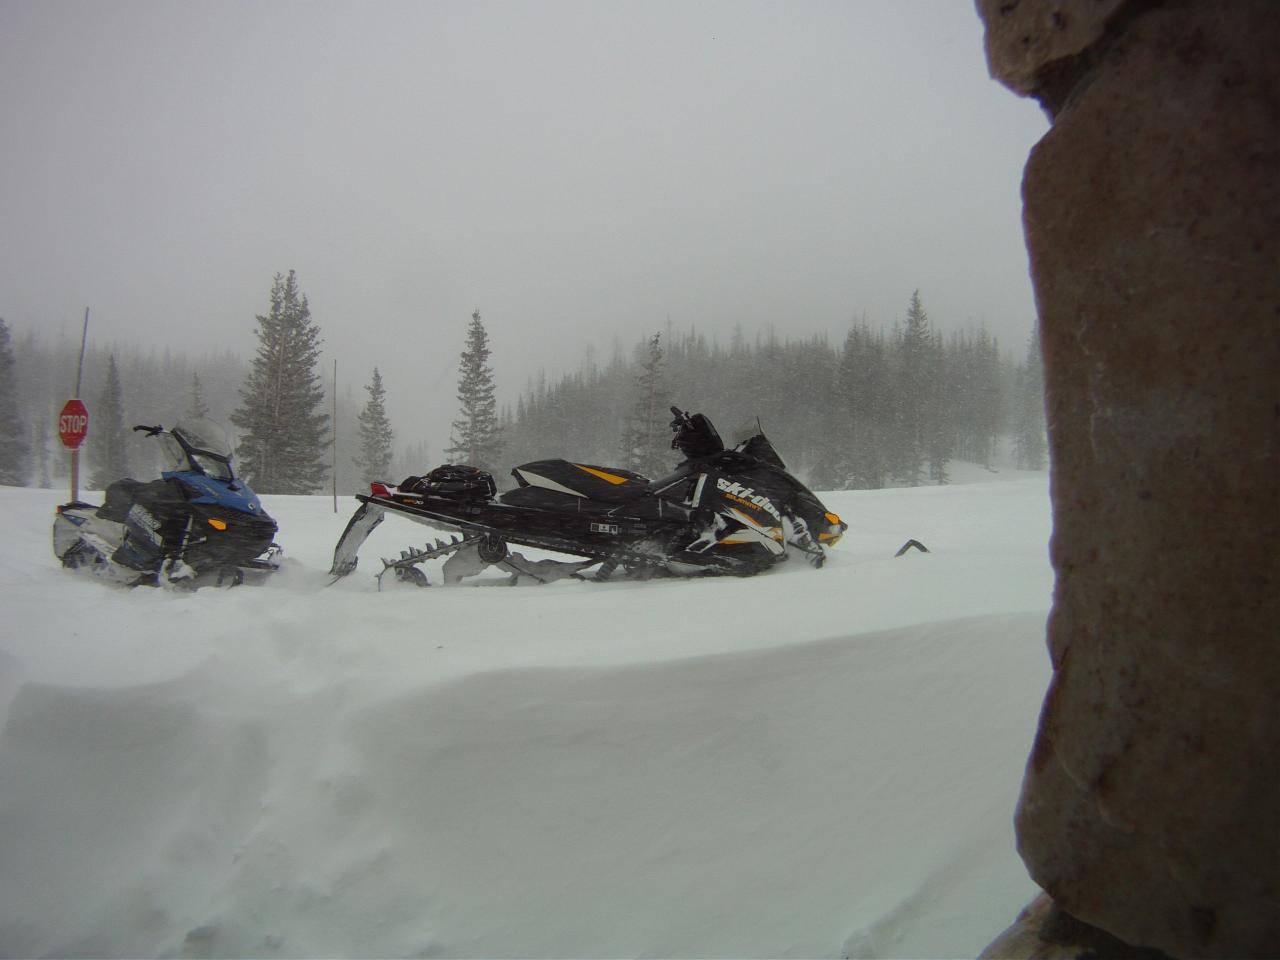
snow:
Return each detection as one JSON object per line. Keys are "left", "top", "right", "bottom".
{"left": 0, "top": 473, "right": 1053, "bottom": 958}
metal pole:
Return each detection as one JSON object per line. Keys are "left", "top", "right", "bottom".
{"left": 74, "top": 307, "right": 89, "bottom": 396}
{"left": 70, "top": 308, "right": 90, "bottom": 502}
{"left": 332, "top": 358, "right": 338, "bottom": 513}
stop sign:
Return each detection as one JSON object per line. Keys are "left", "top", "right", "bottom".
{"left": 58, "top": 398, "right": 90, "bottom": 450}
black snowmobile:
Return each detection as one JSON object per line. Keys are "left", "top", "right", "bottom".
{"left": 329, "top": 407, "right": 846, "bottom": 588}
{"left": 53, "top": 420, "right": 282, "bottom": 588}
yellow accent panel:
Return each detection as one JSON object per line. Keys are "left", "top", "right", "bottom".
{"left": 825, "top": 512, "right": 842, "bottom": 525}
{"left": 208, "top": 518, "right": 228, "bottom": 531}
{"left": 573, "top": 464, "right": 630, "bottom": 485}
{"left": 726, "top": 509, "right": 785, "bottom": 543}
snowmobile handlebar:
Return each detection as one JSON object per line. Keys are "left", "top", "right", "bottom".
{"left": 669, "top": 407, "right": 725, "bottom": 459}
{"left": 132, "top": 424, "right": 164, "bottom": 437}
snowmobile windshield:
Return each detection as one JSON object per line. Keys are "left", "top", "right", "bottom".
{"left": 728, "top": 418, "right": 765, "bottom": 446}
{"left": 670, "top": 409, "right": 724, "bottom": 460}
{"left": 188, "top": 449, "right": 235, "bottom": 482}
{"left": 166, "top": 419, "right": 236, "bottom": 481}
{"left": 735, "top": 433, "right": 787, "bottom": 471}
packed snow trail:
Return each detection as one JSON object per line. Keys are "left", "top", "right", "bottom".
{"left": 0, "top": 475, "right": 1052, "bottom": 958}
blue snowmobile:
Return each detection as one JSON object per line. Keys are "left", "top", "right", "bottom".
{"left": 53, "top": 420, "right": 282, "bottom": 588}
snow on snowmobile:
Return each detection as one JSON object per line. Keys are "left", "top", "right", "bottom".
{"left": 329, "top": 407, "right": 847, "bottom": 588}
{"left": 53, "top": 420, "right": 282, "bottom": 588}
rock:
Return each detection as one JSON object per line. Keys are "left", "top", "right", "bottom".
{"left": 975, "top": 0, "right": 1129, "bottom": 102}
{"left": 976, "top": 1, "right": 1280, "bottom": 956}
{"left": 980, "top": 893, "right": 1172, "bottom": 959}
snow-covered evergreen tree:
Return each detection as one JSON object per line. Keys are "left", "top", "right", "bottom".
{"left": 620, "top": 332, "right": 668, "bottom": 478}
{"left": 0, "top": 318, "right": 29, "bottom": 485}
{"left": 925, "top": 332, "right": 952, "bottom": 485}
{"left": 390, "top": 438, "right": 431, "bottom": 483}
{"left": 230, "top": 270, "right": 330, "bottom": 494}
{"left": 892, "top": 291, "right": 933, "bottom": 486}
{"left": 88, "top": 353, "right": 131, "bottom": 489}
{"left": 185, "top": 371, "right": 210, "bottom": 421}
{"left": 445, "top": 311, "right": 502, "bottom": 470}
{"left": 836, "top": 322, "right": 890, "bottom": 489}
{"left": 353, "top": 367, "right": 395, "bottom": 483}
{"left": 1013, "top": 329, "right": 1047, "bottom": 470}
{"left": 33, "top": 413, "right": 51, "bottom": 488}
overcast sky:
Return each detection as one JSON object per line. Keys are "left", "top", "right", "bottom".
{"left": 1, "top": 0, "right": 1046, "bottom": 451}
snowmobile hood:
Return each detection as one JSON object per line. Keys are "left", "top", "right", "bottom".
{"left": 163, "top": 468, "right": 269, "bottom": 518}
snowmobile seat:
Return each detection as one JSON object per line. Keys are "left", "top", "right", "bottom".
{"left": 498, "top": 483, "right": 691, "bottom": 525}
{"left": 499, "top": 484, "right": 619, "bottom": 514}
{"left": 510, "top": 460, "right": 652, "bottom": 503}
{"left": 98, "top": 478, "right": 144, "bottom": 522}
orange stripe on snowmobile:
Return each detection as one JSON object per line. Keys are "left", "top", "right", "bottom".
{"left": 573, "top": 464, "right": 630, "bottom": 485}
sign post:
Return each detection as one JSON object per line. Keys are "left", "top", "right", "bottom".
{"left": 60, "top": 308, "right": 92, "bottom": 503}
{"left": 59, "top": 398, "right": 90, "bottom": 502}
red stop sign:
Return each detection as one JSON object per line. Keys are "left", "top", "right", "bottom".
{"left": 58, "top": 398, "right": 90, "bottom": 450}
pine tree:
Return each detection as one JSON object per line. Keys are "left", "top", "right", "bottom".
{"left": 33, "top": 414, "right": 51, "bottom": 488}
{"left": 620, "top": 332, "right": 668, "bottom": 477}
{"left": 836, "top": 322, "right": 890, "bottom": 489}
{"left": 0, "top": 318, "right": 29, "bottom": 485}
{"left": 230, "top": 270, "right": 330, "bottom": 494}
{"left": 391, "top": 438, "right": 431, "bottom": 483}
{"left": 891, "top": 291, "right": 933, "bottom": 485}
{"left": 185, "top": 371, "right": 210, "bottom": 421}
{"left": 1014, "top": 329, "right": 1047, "bottom": 470}
{"left": 445, "top": 310, "right": 502, "bottom": 470}
{"left": 88, "top": 353, "right": 131, "bottom": 489}
{"left": 925, "top": 333, "right": 951, "bottom": 484}
{"left": 353, "top": 367, "right": 395, "bottom": 483}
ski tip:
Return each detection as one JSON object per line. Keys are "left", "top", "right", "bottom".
{"left": 894, "top": 539, "right": 930, "bottom": 557}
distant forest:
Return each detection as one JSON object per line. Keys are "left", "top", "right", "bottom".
{"left": 1, "top": 328, "right": 427, "bottom": 495}
{"left": 0, "top": 291, "right": 1045, "bottom": 494}
{"left": 502, "top": 296, "right": 1046, "bottom": 490}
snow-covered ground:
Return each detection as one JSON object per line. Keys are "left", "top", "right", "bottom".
{"left": 0, "top": 469, "right": 1053, "bottom": 959}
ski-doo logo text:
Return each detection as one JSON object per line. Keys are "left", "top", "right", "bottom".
{"left": 715, "top": 478, "right": 783, "bottom": 523}
{"left": 127, "top": 504, "right": 162, "bottom": 544}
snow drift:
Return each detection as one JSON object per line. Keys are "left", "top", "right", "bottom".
{"left": 0, "top": 473, "right": 1052, "bottom": 958}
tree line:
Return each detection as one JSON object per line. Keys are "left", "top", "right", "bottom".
{"left": 0, "top": 278, "right": 1044, "bottom": 496}
{"left": 503, "top": 291, "right": 1046, "bottom": 488}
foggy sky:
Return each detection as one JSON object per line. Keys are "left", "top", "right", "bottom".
{"left": 1, "top": 0, "right": 1047, "bottom": 452}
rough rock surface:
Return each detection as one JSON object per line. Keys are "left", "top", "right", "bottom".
{"left": 977, "top": 0, "right": 1128, "bottom": 102}
{"left": 977, "top": 1, "right": 1280, "bottom": 956}
{"left": 979, "top": 893, "right": 1171, "bottom": 960}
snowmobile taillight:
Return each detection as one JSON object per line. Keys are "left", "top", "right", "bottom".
{"left": 208, "top": 518, "right": 228, "bottom": 531}
{"left": 370, "top": 482, "right": 391, "bottom": 498}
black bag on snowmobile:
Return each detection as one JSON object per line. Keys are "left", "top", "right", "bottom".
{"left": 400, "top": 465, "right": 497, "bottom": 502}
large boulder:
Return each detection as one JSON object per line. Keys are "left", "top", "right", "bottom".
{"left": 976, "top": 1, "right": 1280, "bottom": 956}
{"left": 978, "top": 0, "right": 1127, "bottom": 105}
